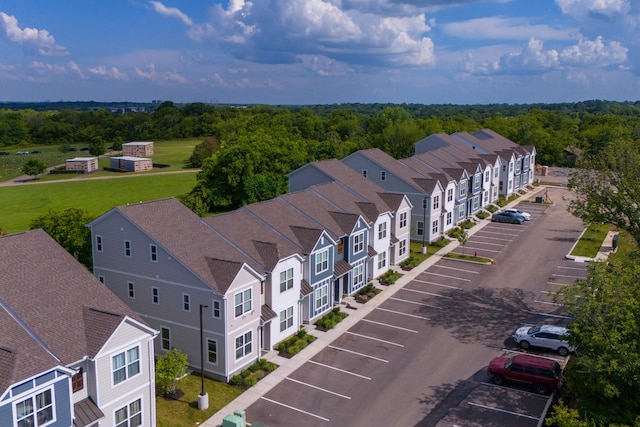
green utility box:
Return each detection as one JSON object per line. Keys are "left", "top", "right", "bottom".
{"left": 222, "top": 410, "right": 246, "bottom": 427}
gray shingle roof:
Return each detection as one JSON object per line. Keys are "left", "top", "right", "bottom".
{"left": 0, "top": 229, "right": 147, "bottom": 386}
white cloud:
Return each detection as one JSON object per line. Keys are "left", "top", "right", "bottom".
{"left": 68, "top": 61, "right": 86, "bottom": 79}
{"left": 148, "top": 1, "right": 193, "bottom": 26}
{"left": 0, "top": 12, "right": 68, "bottom": 56}
{"left": 500, "top": 38, "right": 560, "bottom": 71}
{"left": 559, "top": 36, "right": 627, "bottom": 66}
{"left": 555, "top": 0, "right": 630, "bottom": 19}
{"left": 442, "top": 16, "right": 577, "bottom": 41}
{"left": 297, "top": 54, "right": 354, "bottom": 76}
{"left": 135, "top": 64, "right": 187, "bottom": 84}
{"left": 89, "top": 65, "right": 129, "bottom": 80}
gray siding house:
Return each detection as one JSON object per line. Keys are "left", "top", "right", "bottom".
{"left": 0, "top": 229, "right": 157, "bottom": 427}
{"left": 88, "top": 198, "right": 265, "bottom": 382}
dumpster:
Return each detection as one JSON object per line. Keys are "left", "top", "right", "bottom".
{"left": 535, "top": 196, "right": 543, "bottom": 203}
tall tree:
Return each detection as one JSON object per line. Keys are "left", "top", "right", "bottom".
{"left": 22, "top": 159, "right": 47, "bottom": 180}
{"left": 567, "top": 137, "right": 640, "bottom": 244}
{"left": 30, "top": 208, "right": 94, "bottom": 269}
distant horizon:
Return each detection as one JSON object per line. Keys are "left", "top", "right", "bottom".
{"left": 1, "top": 1, "right": 639, "bottom": 105}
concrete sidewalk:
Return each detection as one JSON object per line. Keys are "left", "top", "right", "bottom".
{"left": 202, "top": 186, "right": 612, "bottom": 427}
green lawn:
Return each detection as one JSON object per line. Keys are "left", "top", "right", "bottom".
{"left": 570, "top": 223, "right": 610, "bottom": 258}
{"left": 0, "top": 172, "right": 198, "bottom": 233}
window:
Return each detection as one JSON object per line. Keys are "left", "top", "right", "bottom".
{"left": 182, "top": 294, "right": 191, "bottom": 312}
{"left": 377, "top": 252, "right": 386, "bottom": 269}
{"left": 494, "top": 167, "right": 499, "bottom": 178}
{"left": 353, "top": 264, "right": 364, "bottom": 288}
{"left": 417, "top": 221, "right": 424, "bottom": 236}
{"left": 235, "top": 331, "right": 252, "bottom": 360}
{"left": 399, "top": 212, "right": 407, "bottom": 228}
{"left": 128, "top": 282, "right": 135, "bottom": 299}
{"left": 432, "top": 220, "right": 439, "bottom": 235}
{"left": 207, "top": 339, "right": 217, "bottom": 364}
{"left": 98, "top": 275, "right": 105, "bottom": 284}
{"left": 378, "top": 222, "right": 387, "bottom": 239}
{"left": 124, "top": 240, "right": 131, "bottom": 257}
{"left": 213, "top": 300, "right": 221, "bottom": 318}
{"left": 353, "top": 233, "right": 364, "bottom": 254}
{"left": 115, "top": 399, "right": 142, "bottom": 427}
{"left": 280, "top": 306, "right": 294, "bottom": 332}
{"left": 447, "top": 188, "right": 453, "bottom": 202}
{"left": 234, "top": 289, "right": 252, "bottom": 317}
{"left": 161, "top": 327, "right": 171, "bottom": 351}
{"left": 473, "top": 196, "right": 480, "bottom": 210}
{"left": 337, "top": 240, "right": 343, "bottom": 254}
{"left": 150, "top": 244, "right": 157, "bottom": 262}
{"left": 96, "top": 235, "right": 103, "bottom": 252}
{"left": 474, "top": 175, "right": 481, "bottom": 190}
{"left": 399, "top": 240, "right": 407, "bottom": 256}
{"left": 485, "top": 170, "right": 490, "bottom": 182}
{"left": 380, "top": 170, "right": 386, "bottom": 181}
{"left": 502, "top": 165, "right": 506, "bottom": 172}
{"left": 499, "top": 181, "right": 503, "bottom": 191}
{"left": 446, "top": 212, "right": 452, "bottom": 226}
{"left": 459, "top": 181, "right": 466, "bottom": 198}
{"left": 509, "top": 162, "right": 514, "bottom": 172}
{"left": 432, "top": 195, "right": 440, "bottom": 210}
{"left": 112, "top": 346, "right": 140, "bottom": 385}
{"left": 315, "top": 284, "right": 328, "bottom": 308}
{"left": 152, "top": 287, "right": 159, "bottom": 304}
{"left": 315, "top": 249, "right": 329, "bottom": 274}
{"left": 72, "top": 367, "right": 84, "bottom": 393}
{"left": 280, "top": 268, "right": 294, "bottom": 293}
{"left": 362, "top": 169, "right": 367, "bottom": 178}
{"left": 15, "top": 389, "right": 54, "bottom": 427}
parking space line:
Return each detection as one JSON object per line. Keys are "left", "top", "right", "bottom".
{"left": 345, "top": 331, "right": 404, "bottom": 347}
{"left": 547, "top": 281, "right": 568, "bottom": 286}
{"left": 432, "top": 265, "right": 480, "bottom": 273}
{"left": 327, "top": 345, "right": 390, "bottom": 362}
{"left": 540, "top": 290, "right": 563, "bottom": 295}
{"left": 534, "top": 300, "right": 562, "bottom": 306}
{"left": 375, "top": 307, "right": 430, "bottom": 321}
{"left": 471, "top": 235, "right": 512, "bottom": 242}
{"left": 467, "top": 401, "right": 540, "bottom": 420}
{"left": 402, "top": 288, "right": 452, "bottom": 299}
{"left": 558, "top": 266, "right": 587, "bottom": 271}
{"left": 412, "top": 279, "right": 462, "bottom": 290}
{"left": 286, "top": 377, "right": 351, "bottom": 399}
{"left": 307, "top": 360, "right": 372, "bottom": 380}
{"left": 465, "top": 240, "right": 506, "bottom": 247}
{"left": 419, "top": 272, "right": 471, "bottom": 281}
{"left": 361, "top": 319, "right": 419, "bottom": 333}
{"left": 457, "top": 245, "right": 500, "bottom": 253}
{"left": 526, "top": 311, "right": 572, "bottom": 319}
{"left": 553, "top": 273, "right": 586, "bottom": 279}
{"left": 390, "top": 296, "right": 441, "bottom": 309}
{"left": 260, "top": 397, "right": 331, "bottom": 422}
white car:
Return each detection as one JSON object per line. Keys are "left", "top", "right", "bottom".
{"left": 512, "top": 325, "right": 575, "bottom": 356}
{"left": 503, "top": 208, "right": 531, "bottom": 221}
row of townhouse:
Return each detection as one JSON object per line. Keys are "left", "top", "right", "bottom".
{"left": 88, "top": 164, "right": 413, "bottom": 382}
{"left": 0, "top": 229, "right": 157, "bottom": 427}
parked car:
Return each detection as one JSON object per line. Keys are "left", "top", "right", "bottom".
{"left": 16, "top": 150, "right": 29, "bottom": 155}
{"left": 488, "top": 354, "right": 563, "bottom": 395}
{"left": 491, "top": 211, "right": 525, "bottom": 224}
{"left": 503, "top": 208, "right": 531, "bottom": 221}
{"left": 0, "top": 151, "right": 9, "bottom": 155}
{"left": 80, "top": 147, "right": 90, "bottom": 151}
{"left": 68, "top": 147, "right": 77, "bottom": 151}
{"left": 513, "top": 325, "right": 575, "bottom": 356}
{"left": 31, "top": 150, "right": 41, "bottom": 154}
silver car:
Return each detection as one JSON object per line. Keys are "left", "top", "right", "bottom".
{"left": 503, "top": 208, "right": 531, "bottom": 221}
{"left": 512, "top": 325, "right": 575, "bottom": 356}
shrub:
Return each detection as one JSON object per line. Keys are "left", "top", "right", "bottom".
{"left": 155, "top": 348, "right": 189, "bottom": 396}
{"left": 378, "top": 270, "right": 402, "bottom": 285}
{"left": 276, "top": 329, "right": 317, "bottom": 356}
{"left": 315, "top": 308, "right": 348, "bottom": 330}
{"left": 476, "top": 210, "right": 490, "bottom": 220}
{"left": 243, "top": 376, "right": 258, "bottom": 388}
{"left": 228, "top": 358, "right": 277, "bottom": 388}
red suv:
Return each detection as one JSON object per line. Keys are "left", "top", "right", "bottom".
{"left": 487, "top": 354, "right": 563, "bottom": 395}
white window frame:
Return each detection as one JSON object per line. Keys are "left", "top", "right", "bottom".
{"left": 279, "top": 306, "right": 294, "bottom": 332}
{"left": 127, "top": 281, "right": 135, "bottom": 299}
{"left": 235, "top": 330, "right": 252, "bottom": 360}
{"left": 182, "top": 293, "right": 191, "bottom": 312}
{"left": 315, "top": 249, "right": 329, "bottom": 274}
{"left": 234, "top": 288, "right": 252, "bottom": 317}
{"left": 432, "top": 220, "right": 439, "bottom": 235}
{"left": 377, "top": 252, "right": 386, "bottom": 269}
{"left": 212, "top": 300, "right": 221, "bottom": 318}
{"left": 152, "top": 287, "right": 159, "bottom": 304}
{"left": 446, "top": 212, "right": 452, "bottom": 226}
{"left": 112, "top": 346, "right": 140, "bottom": 386}
{"left": 95, "top": 235, "right": 103, "bottom": 253}
{"left": 114, "top": 398, "right": 142, "bottom": 427}
{"left": 315, "top": 284, "right": 328, "bottom": 308}
{"left": 161, "top": 327, "right": 171, "bottom": 351}
{"left": 352, "top": 264, "right": 364, "bottom": 288}
{"left": 432, "top": 195, "right": 440, "bottom": 210}
{"left": 207, "top": 339, "right": 218, "bottom": 364}
{"left": 399, "top": 212, "right": 407, "bottom": 228}
{"left": 494, "top": 167, "right": 499, "bottom": 178}
{"left": 353, "top": 232, "right": 364, "bottom": 254}
{"left": 447, "top": 188, "right": 453, "bottom": 202}
{"left": 378, "top": 222, "right": 387, "bottom": 240}
{"left": 150, "top": 244, "right": 158, "bottom": 262}
{"left": 15, "top": 388, "right": 55, "bottom": 427}
{"left": 280, "top": 268, "right": 294, "bottom": 293}
{"left": 459, "top": 181, "right": 466, "bottom": 198}
{"left": 124, "top": 240, "right": 131, "bottom": 258}
{"left": 399, "top": 239, "right": 407, "bottom": 256}
{"left": 417, "top": 221, "right": 424, "bottom": 236}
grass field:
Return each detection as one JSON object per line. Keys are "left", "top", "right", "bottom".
{"left": 0, "top": 172, "right": 198, "bottom": 233}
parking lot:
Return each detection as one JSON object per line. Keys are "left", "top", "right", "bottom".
{"left": 244, "top": 189, "right": 588, "bottom": 427}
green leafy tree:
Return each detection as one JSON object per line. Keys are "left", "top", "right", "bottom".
{"left": 189, "top": 136, "right": 219, "bottom": 168}
{"left": 557, "top": 250, "right": 640, "bottom": 426}
{"left": 89, "top": 137, "right": 106, "bottom": 156}
{"left": 29, "top": 208, "right": 94, "bottom": 269}
{"left": 155, "top": 348, "right": 189, "bottom": 396}
{"left": 567, "top": 138, "right": 640, "bottom": 245}
{"left": 22, "top": 159, "right": 47, "bottom": 180}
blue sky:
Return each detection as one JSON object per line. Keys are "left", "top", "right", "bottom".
{"left": 1, "top": 0, "right": 638, "bottom": 105}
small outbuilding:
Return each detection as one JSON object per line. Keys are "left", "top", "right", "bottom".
{"left": 110, "top": 156, "right": 153, "bottom": 172}
{"left": 122, "top": 141, "right": 154, "bottom": 157}
{"left": 65, "top": 157, "right": 98, "bottom": 173}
